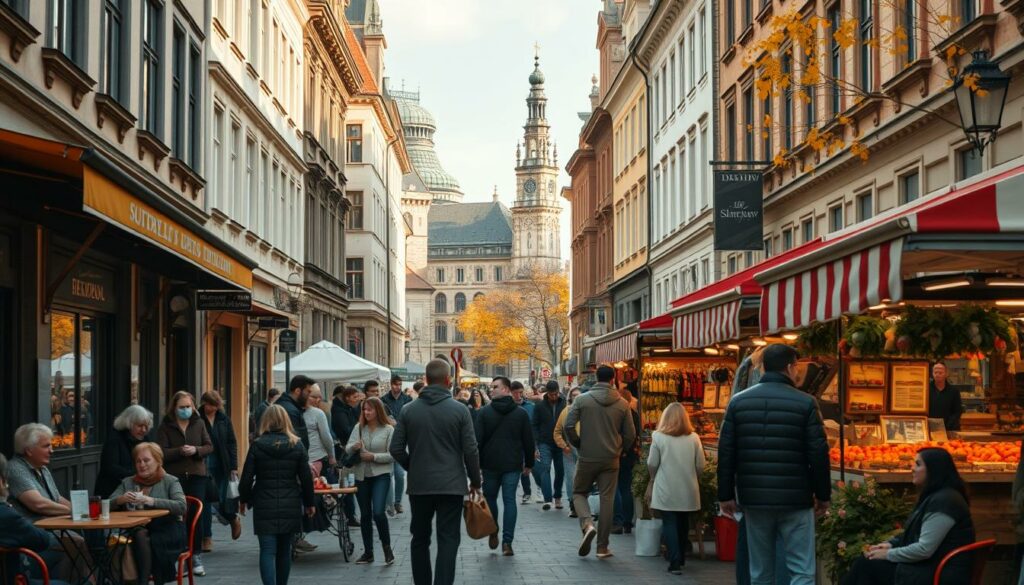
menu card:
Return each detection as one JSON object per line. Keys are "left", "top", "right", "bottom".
{"left": 70, "top": 489, "right": 90, "bottom": 522}
{"left": 890, "top": 363, "right": 929, "bottom": 414}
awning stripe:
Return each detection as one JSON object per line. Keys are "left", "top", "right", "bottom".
{"left": 595, "top": 331, "right": 638, "bottom": 364}
{"left": 672, "top": 299, "right": 743, "bottom": 350}
{"left": 761, "top": 239, "right": 904, "bottom": 334}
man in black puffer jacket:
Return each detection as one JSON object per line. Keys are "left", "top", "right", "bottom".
{"left": 718, "top": 344, "right": 829, "bottom": 585}
{"left": 476, "top": 376, "right": 535, "bottom": 555}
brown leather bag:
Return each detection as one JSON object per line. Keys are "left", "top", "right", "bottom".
{"left": 463, "top": 493, "right": 497, "bottom": 540}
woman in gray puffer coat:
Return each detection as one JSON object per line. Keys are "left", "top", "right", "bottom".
{"left": 239, "top": 405, "right": 315, "bottom": 585}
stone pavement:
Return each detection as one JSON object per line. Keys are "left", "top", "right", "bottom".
{"left": 196, "top": 493, "right": 735, "bottom": 585}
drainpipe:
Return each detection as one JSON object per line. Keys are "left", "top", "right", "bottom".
{"left": 630, "top": 51, "right": 653, "bottom": 317}
{"left": 385, "top": 134, "right": 398, "bottom": 368}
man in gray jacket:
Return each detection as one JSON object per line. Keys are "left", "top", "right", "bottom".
{"left": 565, "top": 364, "right": 636, "bottom": 559}
{"left": 390, "top": 359, "right": 481, "bottom": 585}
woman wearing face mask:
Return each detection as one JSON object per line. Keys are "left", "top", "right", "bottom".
{"left": 841, "top": 447, "right": 975, "bottom": 585}
{"left": 110, "top": 442, "right": 187, "bottom": 584}
{"left": 95, "top": 405, "right": 154, "bottom": 498}
{"left": 157, "top": 390, "right": 213, "bottom": 576}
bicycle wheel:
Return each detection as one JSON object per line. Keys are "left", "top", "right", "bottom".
{"left": 338, "top": 501, "right": 354, "bottom": 561}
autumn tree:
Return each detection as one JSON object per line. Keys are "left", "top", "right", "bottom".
{"left": 746, "top": 2, "right": 984, "bottom": 173}
{"left": 457, "top": 264, "right": 570, "bottom": 370}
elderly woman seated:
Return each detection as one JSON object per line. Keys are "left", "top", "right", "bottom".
{"left": 6, "top": 423, "right": 88, "bottom": 581}
{"left": 95, "top": 405, "right": 154, "bottom": 498}
{"left": 110, "top": 442, "right": 187, "bottom": 584}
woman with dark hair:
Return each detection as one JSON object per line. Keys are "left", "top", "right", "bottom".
{"left": 200, "top": 390, "right": 242, "bottom": 548}
{"left": 842, "top": 447, "right": 975, "bottom": 585}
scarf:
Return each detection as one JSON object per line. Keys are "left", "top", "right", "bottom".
{"left": 133, "top": 467, "right": 165, "bottom": 488}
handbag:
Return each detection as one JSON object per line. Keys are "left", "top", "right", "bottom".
{"left": 463, "top": 493, "right": 497, "bottom": 540}
{"left": 226, "top": 472, "right": 240, "bottom": 499}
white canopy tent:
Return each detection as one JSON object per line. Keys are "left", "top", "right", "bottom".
{"left": 272, "top": 340, "right": 390, "bottom": 385}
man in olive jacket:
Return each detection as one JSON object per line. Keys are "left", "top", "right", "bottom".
{"left": 390, "top": 359, "right": 481, "bottom": 585}
{"left": 717, "top": 344, "right": 830, "bottom": 585}
{"left": 565, "top": 364, "right": 636, "bottom": 559}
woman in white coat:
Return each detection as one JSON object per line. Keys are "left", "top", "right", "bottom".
{"left": 646, "top": 403, "right": 706, "bottom": 575}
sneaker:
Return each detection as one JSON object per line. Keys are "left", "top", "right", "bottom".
{"left": 355, "top": 553, "right": 374, "bottom": 564}
{"left": 386, "top": 506, "right": 396, "bottom": 518}
{"left": 554, "top": 498, "right": 563, "bottom": 510}
{"left": 192, "top": 555, "right": 206, "bottom": 576}
{"left": 624, "top": 525, "right": 633, "bottom": 535}
{"left": 596, "top": 546, "right": 614, "bottom": 559}
{"left": 231, "top": 517, "right": 242, "bottom": 540}
{"left": 610, "top": 525, "right": 624, "bottom": 535}
{"left": 668, "top": 563, "right": 682, "bottom": 575}
{"left": 578, "top": 525, "right": 597, "bottom": 557}
{"left": 294, "top": 538, "right": 318, "bottom": 552}
{"left": 488, "top": 532, "right": 499, "bottom": 550}
{"left": 201, "top": 537, "right": 213, "bottom": 552}
{"left": 502, "top": 543, "right": 514, "bottom": 556}
{"left": 394, "top": 503, "right": 404, "bottom": 514}
{"left": 533, "top": 494, "right": 544, "bottom": 504}
{"left": 521, "top": 494, "right": 531, "bottom": 505}
{"left": 383, "top": 545, "right": 395, "bottom": 565}
{"left": 542, "top": 502, "right": 552, "bottom": 511}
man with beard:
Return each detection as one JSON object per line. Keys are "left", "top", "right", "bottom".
{"left": 532, "top": 381, "right": 566, "bottom": 511}
{"left": 276, "top": 375, "right": 313, "bottom": 448}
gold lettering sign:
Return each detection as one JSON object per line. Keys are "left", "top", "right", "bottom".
{"left": 82, "top": 167, "right": 253, "bottom": 289}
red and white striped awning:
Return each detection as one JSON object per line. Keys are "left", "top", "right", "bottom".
{"left": 757, "top": 164, "right": 1024, "bottom": 334}
{"left": 594, "top": 330, "right": 638, "bottom": 363}
{"left": 761, "top": 240, "right": 903, "bottom": 334}
{"left": 673, "top": 299, "right": 742, "bottom": 349}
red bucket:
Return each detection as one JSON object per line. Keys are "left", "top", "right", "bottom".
{"left": 714, "top": 515, "right": 739, "bottom": 562}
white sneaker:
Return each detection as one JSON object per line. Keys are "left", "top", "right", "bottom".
{"left": 192, "top": 555, "right": 206, "bottom": 577}
{"left": 520, "top": 494, "right": 531, "bottom": 504}
{"left": 533, "top": 494, "right": 544, "bottom": 504}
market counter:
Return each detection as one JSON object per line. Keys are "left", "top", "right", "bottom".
{"left": 832, "top": 467, "right": 1018, "bottom": 545}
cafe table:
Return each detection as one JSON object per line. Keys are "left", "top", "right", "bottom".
{"left": 35, "top": 511, "right": 151, "bottom": 585}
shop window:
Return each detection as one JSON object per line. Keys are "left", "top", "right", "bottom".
{"left": 212, "top": 326, "right": 232, "bottom": 413}
{"left": 49, "top": 310, "right": 106, "bottom": 450}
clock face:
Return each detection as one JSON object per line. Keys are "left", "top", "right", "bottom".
{"left": 524, "top": 179, "right": 537, "bottom": 194}
{"left": 548, "top": 180, "right": 556, "bottom": 193}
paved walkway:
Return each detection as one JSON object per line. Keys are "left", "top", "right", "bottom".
{"left": 196, "top": 492, "right": 735, "bottom": 585}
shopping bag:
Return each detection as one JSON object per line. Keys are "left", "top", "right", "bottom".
{"left": 634, "top": 517, "right": 663, "bottom": 556}
{"left": 226, "top": 476, "right": 240, "bottom": 500}
{"left": 463, "top": 494, "right": 497, "bottom": 540}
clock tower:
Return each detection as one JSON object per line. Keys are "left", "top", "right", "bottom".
{"left": 512, "top": 50, "right": 562, "bottom": 276}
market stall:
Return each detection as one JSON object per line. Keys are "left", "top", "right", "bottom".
{"left": 752, "top": 163, "right": 1024, "bottom": 545}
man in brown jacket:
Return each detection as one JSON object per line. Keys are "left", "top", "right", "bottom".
{"left": 565, "top": 365, "right": 636, "bottom": 559}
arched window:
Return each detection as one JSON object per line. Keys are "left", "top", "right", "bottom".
{"left": 474, "top": 292, "right": 484, "bottom": 301}
{"left": 454, "top": 293, "right": 466, "bottom": 313}
{"left": 434, "top": 293, "right": 447, "bottom": 314}
{"left": 454, "top": 325, "right": 465, "bottom": 343}
{"left": 434, "top": 321, "right": 448, "bottom": 343}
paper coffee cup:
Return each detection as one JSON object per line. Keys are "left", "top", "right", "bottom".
{"left": 101, "top": 499, "right": 111, "bottom": 519}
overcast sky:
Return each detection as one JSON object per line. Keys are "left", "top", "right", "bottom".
{"left": 381, "top": 0, "right": 600, "bottom": 261}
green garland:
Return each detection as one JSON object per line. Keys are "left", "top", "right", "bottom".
{"left": 797, "top": 321, "right": 839, "bottom": 357}
{"left": 842, "top": 316, "right": 890, "bottom": 358}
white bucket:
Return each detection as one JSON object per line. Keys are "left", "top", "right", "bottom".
{"left": 634, "top": 517, "right": 663, "bottom": 556}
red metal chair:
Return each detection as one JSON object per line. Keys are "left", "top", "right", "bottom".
{"left": 932, "top": 538, "right": 996, "bottom": 585}
{"left": 177, "top": 496, "right": 204, "bottom": 585}
{"left": 0, "top": 547, "right": 50, "bottom": 585}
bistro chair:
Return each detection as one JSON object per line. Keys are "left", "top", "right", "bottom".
{"left": 177, "top": 496, "right": 204, "bottom": 585}
{"left": 932, "top": 538, "right": 996, "bottom": 585}
{"left": 0, "top": 546, "right": 50, "bottom": 585}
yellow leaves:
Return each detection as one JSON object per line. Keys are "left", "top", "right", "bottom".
{"left": 850, "top": 141, "right": 869, "bottom": 162}
{"left": 945, "top": 45, "right": 959, "bottom": 61}
{"left": 962, "top": 73, "right": 989, "bottom": 97}
{"left": 838, "top": 115, "right": 852, "bottom": 126}
{"left": 773, "top": 151, "right": 788, "bottom": 167}
{"left": 834, "top": 19, "right": 859, "bottom": 50}
{"left": 764, "top": 114, "right": 773, "bottom": 127}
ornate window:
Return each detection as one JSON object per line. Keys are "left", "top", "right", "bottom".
{"left": 434, "top": 293, "right": 447, "bottom": 314}
{"left": 454, "top": 293, "right": 466, "bottom": 313}
{"left": 434, "top": 321, "right": 448, "bottom": 343}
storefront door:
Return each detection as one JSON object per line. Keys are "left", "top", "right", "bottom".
{"left": 248, "top": 342, "right": 267, "bottom": 438}
{"left": 212, "top": 326, "right": 232, "bottom": 415}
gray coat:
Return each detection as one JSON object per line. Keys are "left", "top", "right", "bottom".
{"left": 110, "top": 473, "right": 187, "bottom": 518}
{"left": 389, "top": 385, "right": 481, "bottom": 495}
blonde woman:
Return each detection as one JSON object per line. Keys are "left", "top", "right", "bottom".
{"left": 239, "top": 405, "right": 315, "bottom": 585}
{"left": 110, "top": 442, "right": 187, "bottom": 584}
{"left": 345, "top": 396, "right": 395, "bottom": 565}
{"left": 647, "top": 403, "right": 706, "bottom": 575}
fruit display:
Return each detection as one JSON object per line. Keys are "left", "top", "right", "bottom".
{"left": 313, "top": 476, "right": 333, "bottom": 490}
{"left": 831, "top": 440, "right": 1021, "bottom": 471}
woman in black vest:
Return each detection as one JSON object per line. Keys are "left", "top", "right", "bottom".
{"left": 842, "top": 447, "right": 975, "bottom": 585}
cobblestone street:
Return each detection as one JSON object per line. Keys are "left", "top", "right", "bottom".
{"left": 198, "top": 494, "right": 734, "bottom": 585}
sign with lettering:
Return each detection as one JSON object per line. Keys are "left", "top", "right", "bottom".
{"left": 258, "top": 316, "right": 290, "bottom": 329}
{"left": 279, "top": 329, "right": 298, "bottom": 353}
{"left": 49, "top": 252, "right": 116, "bottom": 313}
{"left": 82, "top": 166, "right": 253, "bottom": 289}
{"left": 196, "top": 290, "right": 252, "bottom": 312}
{"left": 713, "top": 171, "right": 764, "bottom": 251}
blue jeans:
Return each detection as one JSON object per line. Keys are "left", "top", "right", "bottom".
{"left": 356, "top": 473, "right": 392, "bottom": 552}
{"left": 386, "top": 462, "right": 406, "bottom": 507}
{"left": 563, "top": 449, "right": 577, "bottom": 507}
{"left": 613, "top": 459, "right": 635, "bottom": 527}
{"left": 743, "top": 508, "right": 813, "bottom": 585}
{"left": 737, "top": 515, "right": 791, "bottom": 585}
{"left": 536, "top": 443, "right": 564, "bottom": 502}
{"left": 256, "top": 533, "right": 293, "bottom": 585}
{"left": 661, "top": 510, "right": 690, "bottom": 566}
{"left": 482, "top": 470, "right": 520, "bottom": 544}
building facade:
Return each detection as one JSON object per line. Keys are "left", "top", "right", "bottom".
{"left": 634, "top": 0, "right": 715, "bottom": 317}
{"left": 0, "top": 0, "right": 260, "bottom": 488}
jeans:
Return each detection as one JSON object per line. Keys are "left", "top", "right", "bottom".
{"left": 343, "top": 493, "right": 358, "bottom": 522}
{"left": 840, "top": 557, "right": 896, "bottom": 585}
{"left": 661, "top": 511, "right": 690, "bottom": 567}
{"left": 392, "top": 462, "right": 406, "bottom": 506}
{"left": 256, "top": 533, "right": 293, "bottom": 585}
{"left": 613, "top": 458, "right": 635, "bottom": 528}
{"left": 519, "top": 473, "right": 532, "bottom": 496}
{"left": 356, "top": 473, "right": 392, "bottom": 552}
{"left": 409, "top": 494, "right": 463, "bottom": 585}
{"left": 744, "top": 508, "right": 815, "bottom": 585}
{"left": 482, "top": 470, "right": 521, "bottom": 544}
{"left": 563, "top": 449, "right": 577, "bottom": 510}
{"left": 572, "top": 458, "right": 619, "bottom": 548}
{"left": 536, "top": 443, "right": 565, "bottom": 502}
{"left": 737, "top": 516, "right": 791, "bottom": 585}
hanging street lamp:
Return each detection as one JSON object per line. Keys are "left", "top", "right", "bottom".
{"left": 953, "top": 50, "right": 1011, "bottom": 156}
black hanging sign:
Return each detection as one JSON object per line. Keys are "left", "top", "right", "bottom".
{"left": 713, "top": 171, "right": 764, "bottom": 251}
{"left": 279, "top": 329, "right": 298, "bottom": 353}
{"left": 196, "top": 290, "right": 252, "bottom": 311}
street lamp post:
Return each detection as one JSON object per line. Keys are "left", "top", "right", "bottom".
{"left": 953, "top": 50, "right": 1011, "bottom": 156}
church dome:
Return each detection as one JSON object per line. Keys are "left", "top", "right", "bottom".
{"left": 391, "top": 86, "right": 463, "bottom": 201}
{"left": 529, "top": 61, "right": 545, "bottom": 86}
{"left": 396, "top": 99, "right": 436, "bottom": 129}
